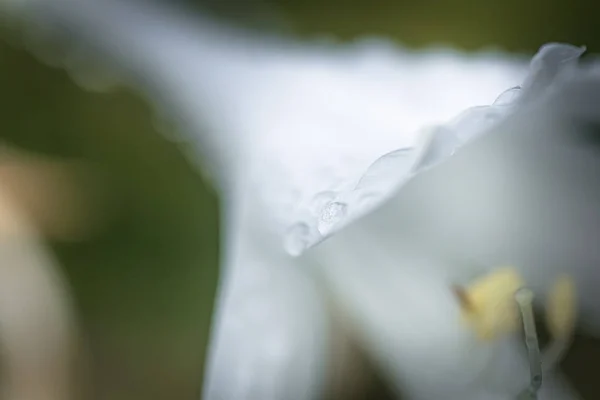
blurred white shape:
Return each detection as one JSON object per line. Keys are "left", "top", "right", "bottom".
{"left": 0, "top": 148, "right": 83, "bottom": 400}
{"left": 2, "top": 1, "right": 599, "bottom": 399}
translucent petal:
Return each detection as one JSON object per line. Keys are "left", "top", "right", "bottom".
{"left": 304, "top": 43, "right": 600, "bottom": 397}
{"left": 203, "top": 210, "right": 329, "bottom": 399}
{"left": 8, "top": 1, "right": 585, "bottom": 398}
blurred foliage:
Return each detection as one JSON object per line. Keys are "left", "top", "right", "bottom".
{"left": 0, "top": 0, "right": 599, "bottom": 399}
{"left": 0, "top": 44, "right": 219, "bottom": 399}
{"left": 198, "top": 0, "right": 599, "bottom": 52}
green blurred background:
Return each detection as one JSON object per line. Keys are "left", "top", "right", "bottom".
{"left": 0, "top": 0, "right": 598, "bottom": 399}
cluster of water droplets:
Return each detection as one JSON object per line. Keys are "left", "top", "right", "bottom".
{"left": 283, "top": 145, "right": 419, "bottom": 256}
{"left": 283, "top": 85, "right": 524, "bottom": 257}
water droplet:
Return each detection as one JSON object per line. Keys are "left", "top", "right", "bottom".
{"left": 493, "top": 86, "right": 521, "bottom": 106}
{"left": 414, "top": 127, "right": 461, "bottom": 171}
{"left": 318, "top": 202, "right": 347, "bottom": 235}
{"left": 310, "top": 191, "right": 338, "bottom": 213}
{"left": 356, "top": 148, "right": 413, "bottom": 191}
{"left": 284, "top": 223, "right": 311, "bottom": 256}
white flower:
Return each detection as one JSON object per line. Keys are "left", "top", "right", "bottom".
{"left": 2, "top": 1, "right": 599, "bottom": 399}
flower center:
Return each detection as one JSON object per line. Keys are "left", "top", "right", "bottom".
{"left": 453, "top": 268, "right": 577, "bottom": 397}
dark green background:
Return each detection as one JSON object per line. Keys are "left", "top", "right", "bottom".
{"left": 0, "top": 0, "right": 598, "bottom": 398}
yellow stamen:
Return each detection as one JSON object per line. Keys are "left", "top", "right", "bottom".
{"left": 456, "top": 267, "right": 524, "bottom": 341}
{"left": 546, "top": 275, "right": 577, "bottom": 340}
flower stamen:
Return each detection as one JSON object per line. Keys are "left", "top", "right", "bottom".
{"left": 456, "top": 267, "right": 524, "bottom": 341}
{"left": 515, "top": 275, "right": 577, "bottom": 399}
{"left": 454, "top": 268, "right": 578, "bottom": 399}
{"left": 516, "top": 287, "right": 542, "bottom": 399}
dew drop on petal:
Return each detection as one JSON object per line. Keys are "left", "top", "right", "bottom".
{"left": 355, "top": 148, "right": 413, "bottom": 191}
{"left": 284, "top": 223, "right": 311, "bottom": 256}
{"left": 415, "top": 127, "right": 462, "bottom": 171}
{"left": 346, "top": 148, "right": 416, "bottom": 214}
{"left": 317, "top": 201, "right": 347, "bottom": 235}
{"left": 310, "top": 190, "right": 338, "bottom": 214}
{"left": 493, "top": 85, "right": 521, "bottom": 106}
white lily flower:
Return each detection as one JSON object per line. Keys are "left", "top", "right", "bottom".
{"left": 2, "top": 1, "right": 599, "bottom": 399}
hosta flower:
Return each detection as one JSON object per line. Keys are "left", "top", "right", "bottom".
{"left": 2, "top": 0, "right": 600, "bottom": 399}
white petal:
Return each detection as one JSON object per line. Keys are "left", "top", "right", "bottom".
{"left": 3, "top": 1, "right": 553, "bottom": 397}
{"left": 1, "top": 0, "right": 527, "bottom": 200}
{"left": 203, "top": 208, "right": 329, "bottom": 399}
{"left": 301, "top": 44, "right": 600, "bottom": 396}
{"left": 300, "top": 43, "right": 587, "bottom": 247}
